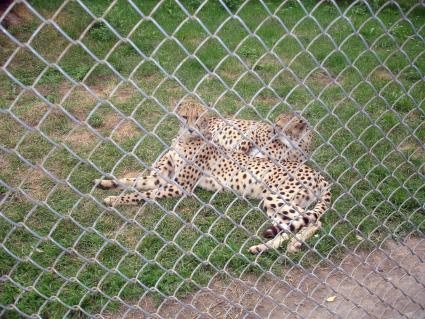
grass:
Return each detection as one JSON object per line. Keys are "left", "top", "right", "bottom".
{"left": 1, "top": 0, "right": 424, "bottom": 318}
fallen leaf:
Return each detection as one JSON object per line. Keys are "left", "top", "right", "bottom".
{"left": 326, "top": 295, "right": 336, "bottom": 302}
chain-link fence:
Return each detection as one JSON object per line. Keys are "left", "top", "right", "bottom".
{"left": 1, "top": 0, "right": 424, "bottom": 318}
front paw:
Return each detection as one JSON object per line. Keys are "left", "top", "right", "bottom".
{"left": 248, "top": 244, "right": 267, "bottom": 254}
{"left": 103, "top": 196, "right": 118, "bottom": 207}
{"left": 287, "top": 240, "right": 302, "bottom": 253}
{"left": 94, "top": 179, "right": 117, "bottom": 190}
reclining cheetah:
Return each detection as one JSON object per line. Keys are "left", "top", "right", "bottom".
{"left": 95, "top": 103, "right": 330, "bottom": 254}
{"left": 182, "top": 100, "right": 313, "bottom": 163}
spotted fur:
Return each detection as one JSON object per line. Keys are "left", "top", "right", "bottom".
{"left": 182, "top": 100, "right": 314, "bottom": 163}
{"left": 95, "top": 103, "right": 330, "bottom": 254}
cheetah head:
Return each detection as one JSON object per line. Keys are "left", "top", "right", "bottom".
{"left": 176, "top": 99, "right": 210, "bottom": 140}
{"left": 274, "top": 112, "right": 310, "bottom": 141}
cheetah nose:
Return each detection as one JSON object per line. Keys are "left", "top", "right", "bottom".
{"left": 188, "top": 128, "right": 194, "bottom": 133}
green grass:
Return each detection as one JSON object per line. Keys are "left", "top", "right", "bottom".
{"left": 1, "top": 0, "right": 424, "bottom": 318}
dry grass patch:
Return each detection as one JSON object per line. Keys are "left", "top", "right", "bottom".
{"left": 217, "top": 69, "right": 244, "bottom": 83}
{"left": 110, "top": 83, "right": 139, "bottom": 105}
{"left": 65, "top": 126, "right": 100, "bottom": 151}
{"left": 398, "top": 142, "right": 424, "bottom": 161}
{"left": 0, "top": 153, "right": 26, "bottom": 189}
{"left": 62, "top": 86, "right": 98, "bottom": 121}
{"left": 90, "top": 78, "right": 121, "bottom": 100}
{"left": 116, "top": 223, "right": 145, "bottom": 250}
{"left": 102, "top": 113, "right": 141, "bottom": 142}
{"left": 373, "top": 67, "right": 393, "bottom": 81}
{"left": 310, "top": 70, "right": 335, "bottom": 86}
{"left": 165, "top": 84, "right": 186, "bottom": 95}
{"left": 12, "top": 102, "right": 49, "bottom": 127}
{"left": 254, "top": 93, "right": 280, "bottom": 106}
{"left": 21, "top": 167, "right": 55, "bottom": 201}
{"left": 12, "top": 3, "right": 35, "bottom": 22}
{"left": 0, "top": 112, "right": 27, "bottom": 148}
{"left": 102, "top": 112, "right": 122, "bottom": 131}
{"left": 37, "top": 80, "right": 74, "bottom": 101}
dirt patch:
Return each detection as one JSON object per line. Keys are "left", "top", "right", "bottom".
{"left": 37, "top": 80, "right": 74, "bottom": 101}
{"left": 165, "top": 85, "right": 186, "bottom": 95}
{"left": 103, "top": 236, "right": 425, "bottom": 319}
{"left": 219, "top": 69, "right": 243, "bottom": 82}
{"left": 398, "top": 143, "right": 424, "bottom": 161}
{"left": 102, "top": 113, "right": 122, "bottom": 131}
{"left": 255, "top": 94, "right": 280, "bottom": 106}
{"left": 13, "top": 3, "right": 35, "bottom": 22}
{"left": 111, "top": 85, "right": 138, "bottom": 104}
{"left": 113, "top": 120, "right": 140, "bottom": 141}
{"left": 90, "top": 79, "right": 121, "bottom": 100}
{"left": 65, "top": 127, "right": 99, "bottom": 150}
{"left": 102, "top": 113, "right": 140, "bottom": 141}
{"left": 14, "top": 102, "right": 49, "bottom": 127}
{"left": 374, "top": 68, "right": 393, "bottom": 81}
{"left": 311, "top": 71, "right": 335, "bottom": 86}
{"left": 85, "top": 80, "right": 139, "bottom": 105}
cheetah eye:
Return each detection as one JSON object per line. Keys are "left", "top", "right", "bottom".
{"left": 182, "top": 116, "right": 188, "bottom": 120}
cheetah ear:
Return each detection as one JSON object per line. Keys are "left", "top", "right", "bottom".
{"left": 297, "top": 122, "right": 307, "bottom": 131}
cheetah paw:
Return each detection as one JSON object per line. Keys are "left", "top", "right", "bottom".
{"left": 287, "top": 241, "right": 302, "bottom": 253}
{"left": 94, "top": 179, "right": 117, "bottom": 190}
{"left": 103, "top": 196, "right": 118, "bottom": 207}
{"left": 248, "top": 244, "right": 267, "bottom": 255}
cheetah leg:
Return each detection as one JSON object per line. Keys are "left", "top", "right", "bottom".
{"left": 287, "top": 221, "right": 321, "bottom": 253}
{"left": 251, "top": 195, "right": 304, "bottom": 254}
{"left": 262, "top": 194, "right": 306, "bottom": 234}
{"left": 95, "top": 175, "right": 169, "bottom": 191}
{"left": 103, "top": 164, "right": 199, "bottom": 207}
{"left": 103, "top": 184, "right": 184, "bottom": 207}
{"left": 249, "top": 233, "right": 290, "bottom": 254}
{"left": 250, "top": 223, "right": 321, "bottom": 254}
{"left": 250, "top": 204, "right": 300, "bottom": 254}
{"left": 95, "top": 153, "right": 174, "bottom": 191}
{"left": 197, "top": 177, "right": 224, "bottom": 192}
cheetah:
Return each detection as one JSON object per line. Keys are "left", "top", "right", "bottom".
{"left": 94, "top": 103, "right": 330, "bottom": 254}
{"left": 181, "top": 100, "right": 313, "bottom": 163}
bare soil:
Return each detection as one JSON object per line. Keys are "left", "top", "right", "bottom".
{"left": 104, "top": 236, "right": 425, "bottom": 319}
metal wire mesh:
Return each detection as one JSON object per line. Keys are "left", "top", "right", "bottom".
{"left": 0, "top": 0, "right": 424, "bottom": 318}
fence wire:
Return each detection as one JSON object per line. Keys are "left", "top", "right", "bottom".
{"left": 0, "top": 0, "right": 424, "bottom": 318}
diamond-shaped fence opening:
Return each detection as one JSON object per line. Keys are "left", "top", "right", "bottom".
{"left": 1, "top": 0, "right": 424, "bottom": 318}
